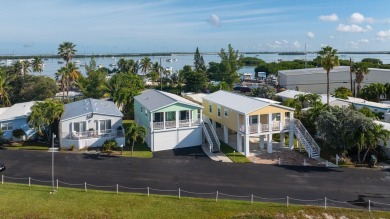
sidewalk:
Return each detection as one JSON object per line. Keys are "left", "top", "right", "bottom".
{"left": 201, "top": 144, "right": 232, "bottom": 163}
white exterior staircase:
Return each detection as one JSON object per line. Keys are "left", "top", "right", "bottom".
{"left": 202, "top": 115, "right": 220, "bottom": 153}
{"left": 293, "top": 119, "right": 320, "bottom": 159}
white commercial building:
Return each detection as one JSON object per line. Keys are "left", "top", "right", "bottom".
{"left": 278, "top": 66, "right": 390, "bottom": 94}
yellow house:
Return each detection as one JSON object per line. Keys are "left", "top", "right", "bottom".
{"left": 202, "top": 90, "right": 295, "bottom": 157}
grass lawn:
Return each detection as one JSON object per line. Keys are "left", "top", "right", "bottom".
{"left": 0, "top": 183, "right": 388, "bottom": 218}
{"left": 120, "top": 119, "right": 153, "bottom": 158}
{"left": 220, "top": 142, "right": 251, "bottom": 163}
{"left": 1, "top": 141, "right": 49, "bottom": 151}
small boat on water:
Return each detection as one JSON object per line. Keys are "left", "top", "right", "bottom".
{"left": 173, "top": 58, "right": 178, "bottom": 62}
{"left": 44, "top": 58, "right": 49, "bottom": 60}
{"left": 109, "top": 63, "right": 116, "bottom": 67}
{"left": 80, "top": 63, "right": 86, "bottom": 67}
{"left": 165, "top": 67, "right": 173, "bottom": 73}
{"left": 166, "top": 58, "right": 173, "bottom": 62}
{"left": 58, "top": 61, "right": 64, "bottom": 64}
{"left": 98, "top": 64, "right": 103, "bottom": 69}
{"left": 74, "top": 60, "right": 81, "bottom": 64}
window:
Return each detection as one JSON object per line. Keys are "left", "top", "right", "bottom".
{"left": 180, "top": 110, "right": 189, "bottom": 121}
{"left": 165, "top": 111, "right": 176, "bottom": 121}
{"left": 140, "top": 107, "right": 143, "bottom": 112}
{"left": 73, "top": 121, "right": 87, "bottom": 133}
{"left": 209, "top": 103, "right": 212, "bottom": 113}
{"left": 154, "top": 112, "right": 163, "bottom": 122}
{"left": 250, "top": 116, "right": 258, "bottom": 124}
{"left": 272, "top": 113, "right": 281, "bottom": 121}
{"left": 1, "top": 122, "right": 13, "bottom": 131}
{"left": 224, "top": 109, "right": 228, "bottom": 117}
{"left": 99, "top": 120, "right": 112, "bottom": 133}
{"left": 217, "top": 105, "right": 221, "bottom": 117}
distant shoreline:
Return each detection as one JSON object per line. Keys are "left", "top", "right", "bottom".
{"left": 1, "top": 51, "right": 390, "bottom": 59}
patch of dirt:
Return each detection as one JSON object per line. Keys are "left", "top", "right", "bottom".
{"left": 322, "top": 213, "right": 335, "bottom": 219}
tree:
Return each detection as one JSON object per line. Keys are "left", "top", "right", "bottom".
{"left": 28, "top": 99, "right": 64, "bottom": 142}
{"left": 58, "top": 42, "right": 77, "bottom": 65}
{"left": 318, "top": 46, "right": 339, "bottom": 106}
{"left": 251, "top": 85, "right": 276, "bottom": 100}
{"left": 77, "top": 69, "right": 107, "bottom": 99}
{"left": 55, "top": 67, "right": 68, "bottom": 100}
{"left": 140, "top": 57, "right": 152, "bottom": 75}
{"left": 125, "top": 121, "right": 146, "bottom": 155}
{"left": 20, "top": 60, "right": 31, "bottom": 77}
{"left": 358, "top": 107, "right": 377, "bottom": 119}
{"left": 194, "top": 47, "right": 206, "bottom": 72}
{"left": 333, "top": 87, "right": 352, "bottom": 99}
{"left": 361, "top": 58, "right": 383, "bottom": 65}
{"left": 217, "top": 44, "right": 243, "bottom": 88}
{"left": 351, "top": 62, "right": 370, "bottom": 95}
{"left": 66, "top": 62, "right": 81, "bottom": 97}
{"left": 180, "top": 65, "right": 207, "bottom": 92}
{"left": 360, "top": 83, "right": 385, "bottom": 102}
{"left": 0, "top": 71, "right": 11, "bottom": 107}
{"left": 19, "top": 76, "right": 58, "bottom": 101}
{"left": 385, "top": 83, "right": 390, "bottom": 100}
{"left": 32, "top": 57, "right": 44, "bottom": 73}
{"left": 362, "top": 124, "right": 390, "bottom": 163}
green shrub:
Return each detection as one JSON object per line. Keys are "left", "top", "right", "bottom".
{"left": 69, "top": 144, "right": 75, "bottom": 151}
{"left": 12, "top": 129, "right": 26, "bottom": 140}
{"left": 101, "top": 139, "right": 117, "bottom": 151}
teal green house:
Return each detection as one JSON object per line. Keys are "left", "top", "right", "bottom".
{"left": 134, "top": 90, "right": 203, "bottom": 151}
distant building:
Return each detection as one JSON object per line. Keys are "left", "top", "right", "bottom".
{"left": 278, "top": 67, "right": 390, "bottom": 94}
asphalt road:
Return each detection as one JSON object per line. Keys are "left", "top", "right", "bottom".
{"left": 1, "top": 149, "right": 390, "bottom": 210}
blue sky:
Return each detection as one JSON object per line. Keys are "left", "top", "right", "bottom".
{"left": 1, "top": 0, "right": 390, "bottom": 55}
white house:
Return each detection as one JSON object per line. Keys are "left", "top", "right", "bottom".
{"left": 59, "top": 98, "right": 125, "bottom": 150}
{"left": 134, "top": 90, "right": 203, "bottom": 152}
{"left": 0, "top": 101, "right": 36, "bottom": 141}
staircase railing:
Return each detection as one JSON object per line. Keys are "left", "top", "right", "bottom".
{"left": 202, "top": 123, "right": 214, "bottom": 153}
{"left": 202, "top": 115, "right": 221, "bottom": 150}
{"left": 293, "top": 119, "right": 320, "bottom": 157}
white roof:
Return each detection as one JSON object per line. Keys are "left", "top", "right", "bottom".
{"left": 253, "top": 97, "right": 280, "bottom": 104}
{"left": 202, "top": 90, "right": 293, "bottom": 114}
{"left": 346, "top": 98, "right": 390, "bottom": 109}
{"left": 276, "top": 90, "right": 307, "bottom": 99}
{"left": 279, "top": 66, "right": 350, "bottom": 76}
{"left": 0, "top": 101, "right": 35, "bottom": 121}
{"left": 183, "top": 93, "right": 208, "bottom": 104}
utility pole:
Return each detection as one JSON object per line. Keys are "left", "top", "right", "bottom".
{"left": 304, "top": 43, "right": 307, "bottom": 69}
{"left": 350, "top": 58, "right": 353, "bottom": 96}
{"left": 160, "top": 58, "right": 162, "bottom": 91}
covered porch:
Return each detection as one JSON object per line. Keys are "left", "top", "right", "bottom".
{"left": 152, "top": 109, "right": 202, "bottom": 130}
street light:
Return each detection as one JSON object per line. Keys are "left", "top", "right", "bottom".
{"left": 51, "top": 134, "right": 56, "bottom": 194}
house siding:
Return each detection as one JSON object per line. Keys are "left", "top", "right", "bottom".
{"left": 1, "top": 118, "right": 35, "bottom": 140}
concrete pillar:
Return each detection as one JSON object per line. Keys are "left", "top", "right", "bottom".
{"left": 176, "top": 111, "right": 179, "bottom": 128}
{"left": 244, "top": 116, "right": 249, "bottom": 134}
{"left": 280, "top": 132, "right": 285, "bottom": 147}
{"left": 223, "top": 125, "right": 228, "bottom": 143}
{"left": 200, "top": 109, "right": 203, "bottom": 123}
{"left": 267, "top": 133, "right": 273, "bottom": 153}
{"left": 212, "top": 120, "right": 217, "bottom": 130}
{"left": 268, "top": 114, "right": 272, "bottom": 132}
{"left": 257, "top": 114, "right": 261, "bottom": 133}
{"left": 259, "top": 135, "right": 265, "bottom": 150}
{"left": 289, "top": 113, "right": 295, "bottom": 150}
{"left": 237, "top": 133, "right": 242, "bottom": 152}
{"left": 244, "top": 135, "right": 249, "bottom": 156}
{"left": 163, "top": 112, "right": 166, "bottom": 129}
{"left": 189, "top": 110, "right": 192, "bottom": 127}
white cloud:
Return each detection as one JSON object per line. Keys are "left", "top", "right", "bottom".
{"left": 349, "top": 12, "right": 374, "bottom": 23}
{"left": 357, "top": 39, "right": 369, "bottom": 43}
{"left": 209, "top": 14, "right": 221, "bottom": 26}
{"left": 336, "top": 24, "right": 371, "bottom": 32}
{"left": 282, "top": 40, "right": 288, "bottom": 44}
{"left": 329, "top": 35, "right": 335, "bottom": 39}
{"left": 306, "top": 31, "right": 315, "bottom": 38}
{"left": 377, "top": 30, "right": 390, "bottom": 38}
{"left": 349, "top": 41, "right": 359, "bottom": 48}
{"left": 292, "top": 41, "right": 301, "bottom": 48}
{"left": 318, "top": 13, "right": 338, "bottom": 22}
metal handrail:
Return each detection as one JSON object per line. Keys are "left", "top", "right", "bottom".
{"left": 293, "top": 119, "right": 321, "bottom": 156}
{"left": 202, "top": 115, "right": 220, "bottom": 149}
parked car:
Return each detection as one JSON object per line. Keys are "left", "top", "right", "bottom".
{"left": 0, "top": 163, "right": 5, "bottom": 172}
{"left": 240, "top": 86, "right": 251, "bottom": 93}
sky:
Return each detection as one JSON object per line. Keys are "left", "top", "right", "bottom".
{"left": 1, "top": 0, "right": 390, "bottom": 55}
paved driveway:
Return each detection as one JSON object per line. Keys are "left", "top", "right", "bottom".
{"left": 1, "top": 149, "right": 390, "bottom": 210}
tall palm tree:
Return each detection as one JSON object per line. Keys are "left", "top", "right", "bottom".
{"left": 351, "top": 62, "right": 369, "bottom": 95}
{"left": 126, "top": 122, "right": 147, "bottom": 155}
{"left": 140, "top": 57, "right": 152, "bottom": 75}
{"left": 318, "top": 46, "right": 339, "bottom": 106}
{"left": 306, "top": 93, "right": 322, "bottom": 107}
{"left": 55, "top": 67, "right": 68, "bottom": 100}
{"left": 32, "top": 57, "right": 44, "bottom": 73}
{"left": 20, "top": 60, "right": 31, "bottom": 77}
{"left": 294, "top": 94, "right": 308, "bottom": 108}
{"left": 58, "top": 42, "right": 77, "bottom": 65}
{"left": 66, "top": 63, "right": 81, "bottom": 98}
{"left": 362, "top": 124, "right": 390, "bottom": 163}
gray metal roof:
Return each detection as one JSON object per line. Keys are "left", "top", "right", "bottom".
{"left": 279, "top": 66, "right": 350, "bottom": 76}
{"left": 0, "top": 101, "right": 35, "bottom": 121}
{"left": 61, "top": 98, "right": 123, "bottom": 121}
{"left": 134, "top": 89, "right": 202, "bottom": 112}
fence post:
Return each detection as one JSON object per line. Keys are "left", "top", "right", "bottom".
{"left": 304, "top": 159, "right": 306, "bottom": 166}
{"left": 325, "top": 197, "right": 327, "bottom": 209}
{"left": 251, "top": 194, "right": 253, "bottom": 204}
{"left": 326, "top": 160, "right": 329, "bottom": 167}
{"left": 116, "top": 184, "right": 119, "bottom": 195}
{"left": 29, "top": 177, "right": 31, "bottom": 187}
{"left": 178, "top": 188, "right": 181, "bottom": 199}
{"left": 56, "top": 179, "right": 58, "bottom": 190}
{"left": 147, "top": 187, "right": 150, "bottom": 196}
{"left": 369, "top": 200, "right": 371, "bottom": 212}
{"left": 287, "top": 196, "right": 289, "bottom": 207}
{"left": 278, "top": 158, "right": 281, "bottom": 166}
{"left": 216, "top": 191, "right": 219, "bottom": 202}
{"left": 84, "top": 182, "right": 87, "bottom": 192}
{"left": 1, "top": 175, "right": 3, "bottom": 184}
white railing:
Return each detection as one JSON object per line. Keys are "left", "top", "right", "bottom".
{"left": 153, "top": 122, "right": 164, "bottom": 130}
{"left": 179, "top": 119, "right": 190, "bottom": 127}
{"left": 62, "top": 129, "right": 124, "bottom": 140}
{"left": 249, "top": 124, "right": 258, "bottom": 134}
{"left": 272, "top": 121, "right": 281, "bottom": 131}
{"left": 192, "top": 119, "right": 201, "bottom": 126}
{"left": 165, "top": 121, "right": 176, "bottom": 129}
{"left": 293, "top": 119, "right": 321, "bottom": 157}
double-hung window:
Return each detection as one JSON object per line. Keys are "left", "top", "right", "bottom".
{"left": 99, "top": 120, "right": 112, "bottom": 134}
{"left": 1, "top": 122, "right": 12, "bottom": 131}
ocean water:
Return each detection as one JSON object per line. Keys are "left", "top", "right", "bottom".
{"left": 3, "top": 53, "right": 390, "bottom": 79}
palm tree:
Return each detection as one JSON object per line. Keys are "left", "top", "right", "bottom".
{"left": 306, "top": 93, "right": 322, "bottom": 107}
{"left": 360, "top": 83, "right": 385, "bottom": 102}
{"left": 125, "top": 122, "right": 147, "bottom": 155}
{"left": 362, "top": 124, "right": 390, "bottom": 163}
{"left": 58, "top": 42, "right": 77, "bottom": 65}
{"left": 66, "top": 63, "right": 81, "bottom": 97}
{"left": 20, "top": 60, "right": 31, "bottom": 77}
{"left": 28, "top": 99, "right": 64, "bottom": 141}
{"left": 351, "top": 62, "right": 369, "bottom": 95}
{"left": 0, "top": 71, "right": 11, "bottom": 107}
{"left": 32, "top": 57, "right": 44, "bottom": 73}
{"left": 55, "top": 67, "right": 68, "bottom": 100}
{"left": 318, "top": 46, "right": 339, "bottom": 106}
{"left": 294, "top": 94, "right": 308, "bottom": 108}
{"left": 384, "top": 83, "right": 390, "bottom": 100}
{"left": 140, "top": 57, "right": 152, "bottom": 75}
